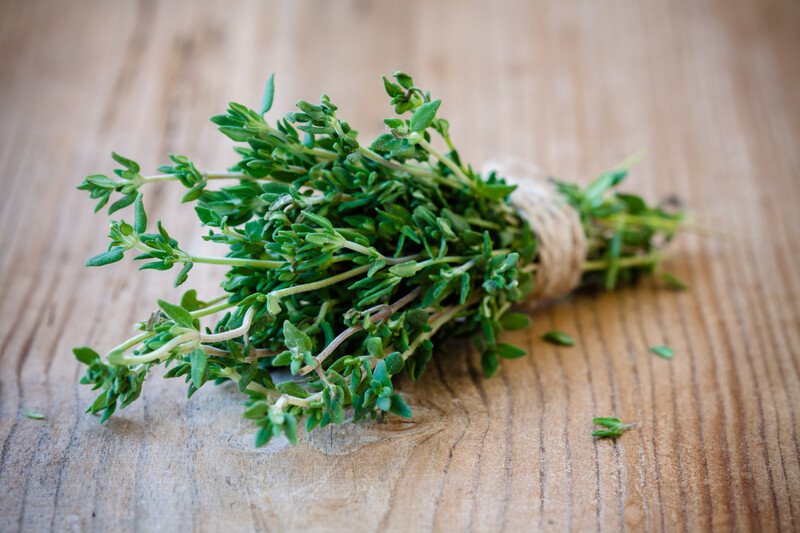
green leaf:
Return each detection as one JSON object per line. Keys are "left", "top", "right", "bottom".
{"left": 409, "top": 100, "right": 441, "bottom": 132}
{"left": 180, "top": 290, "right": 207, "bottom": 311}
{"left": 108, "top": 194, "right": 136, "bottom": 214}
{"left": 593, "top": 417, "right": 622, "bottom": 427}
{"left": 283, "top": 412, "right": 298, "bottom": 444}
{"left": 366, "top": 336, "right": 384, "bottom": 358}
{"left": 189, "top": 347, "right": 208, "bottom": 389}
{"left": 181, "top": 186, "right": 203, "bottom": 203}
{"left": 592, "top": 417, "right": 634, "bottom": 438}
{"left": 500, "top": 312, "right": 531, "bottom": 331}
{"left": 111, "top": 152, "right": 140, "bottom": 173}
{"left": 85, "top": 247, "right": 124, "bottom": 267}
{"left": 24, "top": 410, "right": 46, "bottom": 420}
{"left": 542, "top": 330, "right": 575, "bottom": 347}
{"left": 301, "top": 210, "right": 335, "bottom": 232}
{"left": 267, "top": 294, "right": 282, "bottom": 315}
{"left": 388, "top": 261, "right": 418, "bottom": 278}
{"left": 377, "top": 396, "right": 391, "bottom": 412}
{"left": 139, "top": 261, "right": 170, "bottom": 271}
{"left": 259, "top": 73, "right": 275, "bottom": 115}
{"left": 271, "top": 351, "right": 291, "bottom": 366}
{"left": 384, "top": 352, "right": 404, "bottom": 375}
{"left": 370, "top": 133, "right": 395, "bottom": 151}
{"left": 330, "top": 392, "right": 344, "bottom": 424}
{"left": 659, "top": 272, "right": 689, "bottom": 290}
{"left": 306, "top": 414, "right": 320, "bottom": 433}
{"left": 173, "top": 260, "right": 193, "bottom": 287}
{"left": 156, "top": 220, "right": 172, "bottom": 242}
{"left": 218, "top": 126, "right": 251, "bottom": 142}
{"left": 237, "top": 364, "right": 257, "bottom": 393}
{"left": 158, "top": 299, "right": 195, "bottom": 328}
{"left": 496, "top": 343, "right": 527, "bottom": 359}
{"left": 382, "top": 76, "right": 402, "bottom": 97}
{"left": 592, "top": 429, "right": 624, "bottom": 438}
{"left": 242, "top": 402, "right": 268, "bottom": 419}
{"left": 73, "top": 346, "right": 100, "bottom": 365}
{"left": 649, "top": 345, "right": 674, "bottom": 359}
{"left": 373, "top": 359, "right": 389, "bottom": 385}
{"left": 133, "top": 193, "right": 147, "bottom": 233}
{"left": 459, "top": 272, "right": 470, "bottom": 304}
{"left": 393, "top": 71, "right": 413, "bottom": 89}
{"left": 276, "top": 381, "right": 310, "bottom": 398}
{"left": 582, "top": 169, "right": 627, "bottom": 209}
{"left": 283, "top": 321, "right": 313, "bottom": 353}
{"left": 99, "top": 402, "right": 116, "bottom": 423}
{"left": 616, "top": 193, "right": 646, "bottom": 213}
{"left": 604, "top": 229, "right": 623, "bottom": 290}
{"left": 389, "top": 393, "right": 412, "bottom": 418}
{"left": 87, "top": 392, "right": 108, "bottom": 414}
{"left": 481, "top": 183, "right": 517, "bottom": 200}
{"left": 481, "top": 350, "right": 499, "bottom": 378}
{"left": 83, "top": 174, "right": 116, "bottom": 189}
{"left": 254, "top": 426, "right": 272, "bottom": 447}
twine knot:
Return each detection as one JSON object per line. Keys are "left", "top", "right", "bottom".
{"left": 483, "top": 158, "right": 587, "bottom": 301}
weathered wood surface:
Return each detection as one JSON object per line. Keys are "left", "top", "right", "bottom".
{"left": 1, "top": 0, "right": 799, "bottom": 531}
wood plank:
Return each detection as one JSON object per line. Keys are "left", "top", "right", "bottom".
{"left": 0, "top": 0, "right": 798, "bottom": 531}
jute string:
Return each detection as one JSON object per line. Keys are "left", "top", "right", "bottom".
{"left": 483, "top": 159, "right": 587, "bottom": 301}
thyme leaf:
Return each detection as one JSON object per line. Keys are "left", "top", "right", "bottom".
{"left": 592, "top": 417, "right": 634, "bottom": 438}
{"left": 650, "top": 345, "right": 675, "bottom": 359}
{"left": 542, "top": 330, "right": 576, "bottom": 347}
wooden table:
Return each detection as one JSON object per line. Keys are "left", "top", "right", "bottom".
{"left": 1, "top": 1, "right": 798, "bottom": 531}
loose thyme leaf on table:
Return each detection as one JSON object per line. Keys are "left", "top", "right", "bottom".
{"left": 658, "top": 271, "right": 689, "bottom": 291}
{"left": 542, "top": 330, "right": 576, "bottom": 347}
{"left": 74, "top": 72, "right": 685, "bottom": 447}
{"left": 592, "top": 417, "right": 634, "bottom": 438}
{"left": 650, "top": 344, "right": 675, "bottom": 359}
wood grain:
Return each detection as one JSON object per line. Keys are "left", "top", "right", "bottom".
{"left": 1, "top": 0, "right": 799, "bottom": 531}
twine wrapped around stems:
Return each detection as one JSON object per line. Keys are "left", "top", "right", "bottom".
{"left": 483, "top": 158, "right": 588, "bottom": 301}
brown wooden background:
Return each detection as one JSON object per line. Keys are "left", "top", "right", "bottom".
{"left": 1, "top": 0, "right": 799, "bottom": 531}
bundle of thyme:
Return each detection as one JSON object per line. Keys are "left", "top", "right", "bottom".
{"left": 75, "top": 72, "right": 683, "bottom": 446}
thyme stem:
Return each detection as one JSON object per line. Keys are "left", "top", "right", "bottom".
{"left": 414, "top": 137, "right": 473, "bottom": 188}
{"left": 269, "top": 264, "right": 371, "bottom": 300}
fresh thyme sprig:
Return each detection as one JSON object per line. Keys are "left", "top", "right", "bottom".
{"left": 75, "top": 72, "right": 684, "bottom": 446}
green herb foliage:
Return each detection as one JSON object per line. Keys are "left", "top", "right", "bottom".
{"left": 592, "top": 417, "right": 634, "bottom": 438}
{"left": 75, "top": 72, "right": 683, "bottom": 446}
{"left": 542, "top": 330, "right": 576, "bottom": 347}
{"left": 658, "top": 271, "right": 689, "bottom": 290}
{"left": 650, "top": 345, "right": 675, "bottom": 359}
